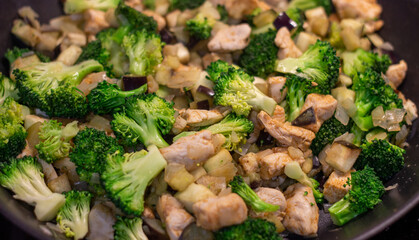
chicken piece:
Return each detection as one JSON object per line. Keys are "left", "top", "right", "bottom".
{"left": 363, "top": 20, "right": 384, "bottom": 34}
{"left": 160, "top": 130, "right": 225, "bottom": 171}
{"left": 283, "top": 183, "right": 319, "bottom": 237}
{"left": 386, "top": 60, "right": 408, "bottom": 89}
{"left": 172, "top": 114, "right": 188, "bottom": 135}
{"left": 180, "top": 108, "right": 227, "bottom": 127}
{"left": 250, "top": 187, "right": 287, "bottom": 222}
{"left": 268, "top": 76, "right": 287, "bottom": 104}
{"left": 192, "top": 193, "right": 248, "bottom": 231}
{"left": 83, "top": 9, "right": 110, "bottom": 35}
{"left": 202, "top": 52, "right": 233, "bottom": 68}
{"left": 157, "top": 194, "right": 195, "bottom": 240}
{"left": 272, "top": 105, "right": 286, "bottom": 123}
{"left": 275, "top": 27, "right": 303, "bottom": 60}
{"left": 142, "top": 206, "right": 155, "bottom": 219}
{"left": 259, "top": 152, "right": 293, "bottom": 180}
{"left": 323, "top": 170, "right": 353, "bottom": 204}
{"left": 332, "top": 0, "right": 382, "bottom": 20}
{"left": 208, "top": 24, "right": 252, "bottom": 52}
{"left": 404, "top": 99, "right": 418, "bottom": 125}
{"left": 299, "top": 94, "right": 338, "bottom": 133}
{"left": 239, "top": 152, "right": 260, "bottom": 175}
{"left": 258, "top": 111, "right": 316, "bottom": 151}
{"left": 246, "top": 110, "right": 265, "bottom": 145}
{"left": 225, "top": 0, "right": 260, "bottom": 20}
{"left": 143, "top": 10, "right": 167, "bottom": 32}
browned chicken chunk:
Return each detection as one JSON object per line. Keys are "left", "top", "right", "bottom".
{"left": 208, "top": 24, "right": 252, "bottom": 52}
{"left": 332, "top": 0, "right": 382, "bottom": 20}
{"left": 323, "top": 170, "right": 353, "bottom": 204}
{"left": 275, "top": 27, "right": 303, "bottom": 60}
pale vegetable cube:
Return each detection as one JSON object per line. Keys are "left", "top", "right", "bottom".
{"left": 165, "top": 163, "right": 195, "bottom": 191}
{"left": 325, "top": 143, "right": 361, "bottom": 173}
{"left": 175, "top": 183, "right": 216, "bottom": 212}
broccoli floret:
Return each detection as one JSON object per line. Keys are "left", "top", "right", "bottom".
{"left": 0, "top": 73, "right": 19, "bottom": 104}
{"left": 217, "top": 4, "right": 229, "bottom": 22}
{"left": 114, "top": 217, "right": 148, "bottom": 240}
{"left": 354, "top": 140, "right": 405, "bottom": 181}
{"left": 327, "top": 22, "right": 345, "bottom": 49}
{"left": 284, "top": 161, "right": 324, "bottom": 203}
{"left": 328, "top": 166, "right": 385, "bottom": 226}
{"left": 239, "top": 29, "right": 278, "bottom": 78}
{"left": 229, "top": 176, "right": 279, "bottom": 212}
{"left": 5, "top": 47, "right": 50, "bottom": 66}
{"left": 0, "top": 98, "right": 27, "bottom": 161}
{"left": 36, "top": 120, "right": 79, "bottom": 163}
{"left": 64, "top": 0, "right": 121, "bottom": 14}
{"left": 13, "top": 60, "right": 103, "bottom": 118}
{"left": 76, "top": 40, "right": 115, "bottom": 77}
{"left": 287, "top": 0, "right": 333, "bottom": 15}
{"left": 186, "top": 14, "right": 214, "bottom": 40}
{"left": 311, "top": 117, "right": 350, "bottom": 156}
{"left": 275, "top": 40, "right": 340, "bottom": 94}
{"left": 98, "top": 28, "right": 131, "bottom": 77}
{"left": 115, "top": 2, "right": 158, "bottom": 33}
{"left": 102, "top": 145, "right": 167, "bottom": 216}
{"left": 206, "top": 60, "right": 235, "bottom": 82}
{"left": 214, "top": 68, "right": 277, "bottom": 116}
{"left": 283, "top": 74, "right": 314, "bottom": 121}
{"left": 174, "top": 113, "right": 254, "bottom": 151}
{"left": 351, "top": 69, "right": 403, "bottom": 131}
{"left": 111, "top": 94, "right": 175, "bottom": 148}
{"left": 56, "top": 190, "right": 92, "bottom": 240}
{"left": 87, "top": 81, "right": 147, "bottom": 115}
{"left": 215, "top": 218, "right": 283, "bottom": 240}
{"left": 0, "top": 157, "right": 65, "bottom": 221}
{"left": 121, "top": 30, "right": 163, "bottom": 77}
{"left": 143, "top": 0, "right": 155, "bottom": 10}
{"left": 170, "top": 0, "right": 205, "bottom": 11}
{"left": 341, "top": 48, "right": 391, "bottom": 77}
{"left": 70, "top": 127, "right": 124, "bottom": 184}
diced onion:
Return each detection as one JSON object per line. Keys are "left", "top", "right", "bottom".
{"left": 366, "top": 131, "right": 387, "bottom": 142}
{"left": 372, "top": 106, "right": 405, "bottom": 131}
{"left": 395, "top": 125, "right": 409, "bottom": 146}
{"left": 334, "top": 132, "right": 355, "bottom": 144}
{"left": 335, "top": 104, "right": 350, "bottom": 126}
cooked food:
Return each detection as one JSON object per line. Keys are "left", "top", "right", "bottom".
{"left": 0, "top": 0, "right": 415, "bottom": 239}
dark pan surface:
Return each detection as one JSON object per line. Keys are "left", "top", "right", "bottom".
{"left": 0, "top": 0, "right": 418, "bottom": 239}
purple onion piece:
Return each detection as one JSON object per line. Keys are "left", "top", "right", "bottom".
{"left": 312, "top": 156, "right": 320, "bottom": 169}
{"left": 292, "top": 107, "right": 316, "bottom": 126}
{"left": 122, "top": 75, "right": 147, "bottom": 91}
{"left": 273, "top": 12, "right": 298, "bottom": 31}
{"left": 197, "top": 85, "right": 215, "bottom": 97}
{"left": 160, "top": 28, "right": 176, "bottom": 44}
{"left": 196, "top": 100, "right": 210, "bottom": 110}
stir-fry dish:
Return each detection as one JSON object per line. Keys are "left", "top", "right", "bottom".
{"left": 0, "top": 0, "right": 416, "bottom": 239}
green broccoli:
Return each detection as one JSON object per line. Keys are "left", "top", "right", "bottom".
{"left": 275, "top": 40, "right": 340, "bottom": 94}
{"left": 0, "top": 73, "right": 19, "bottom": 104}
{"left": 64, "top": 0, "right": 121, "bottom": 14}
{"left": 206, "top": 60, "right": 235, "bottom": 82}
{"left": 5, "top": 47, "right": 50, "bottom": 66}
{"left": 143, "top": 0, "right": 155, "bottom": 10}
{"left": 102, "top": 145, "right": 167, "bottom": 216}
{"left": 217, "top": 4, "right": 229, "bottom": 23}
{"left": 111, "top": 94, "right": 175, "bottom": 148}
{"left": 351, "top": 69, "right": 402, "bottom": 131}
{"left": 114, "top": 217, "right": 148, "bottom": 240}
{"left": 170, "top": 0, "right": 205, "bottom": 11}
{"left": 328, "top": 166, "right": 385, "bottom": 226}
{"left": 70, "top": 127, "right": 124, "bottom": 184}
{"left": 115, "top": 2, "right": 158, "bottom": 33}
{"left": 56, "top": 190, "right": 93, "bottom": 240}
{"left": 174, "top": 113, "right": 254, "bottom": 151}
{"left": 283, "top": 74, "right": 314, "bottom": 121}
{"left": 354, "top": 140, "right": 405, "bottom": 181}
{"left": 121, "top": 29, "right": 163, "bottom": 77}
{"left": 288, "top": 0, "right": 333, "bottom": 14}
{"left": 186, "top": 13, "right": 214, "bottom": 40}
{"left": 13, "top": 60, "right": 103, "bottom": 118}
{"left": 0, "top": 157, "right": 66, "bottom": 221}
{"left": 284, "top": 161, "right": 324, "bottom": 203}
{"left": 215, "top": 218, "right": 283, "bottom": 240}
{"left": 310, "top": 117, "right": 351, "bottom": 156}
{"left": 87, "top": 81, "right": 147, "bottom": 115}
{"left": 76, "top": 39, "right": 114, "bottom": 77}
{"left": 239, "top": 29, "right": 279, "bottom": 78}
{"left": 36, "top": 120, "right": 79, "bottom": 163}
{"left": 0, "top": 97, "right": 27, "bottom": 161}
{"left": 229, "top": 176, "right": 280, "bottom": 212}
{"left": 341, "top": 48, "right": 391, "bottom": 77}
{"left": 213, "top": 68, "right": 277, "bottom": 116}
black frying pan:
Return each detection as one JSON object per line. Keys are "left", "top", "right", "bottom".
{"left": 0, "top": 0, "right": 418, "bottom": 239}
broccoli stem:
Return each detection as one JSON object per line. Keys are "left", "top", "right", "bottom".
{"left": 328, "top": 197, "right": 360, "bottom": 226}
{"left": 287, "top": 83, "right": 307, "bottom": 121}
{"left": 247, "top": 88, "right": 277, "bottom": 116}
